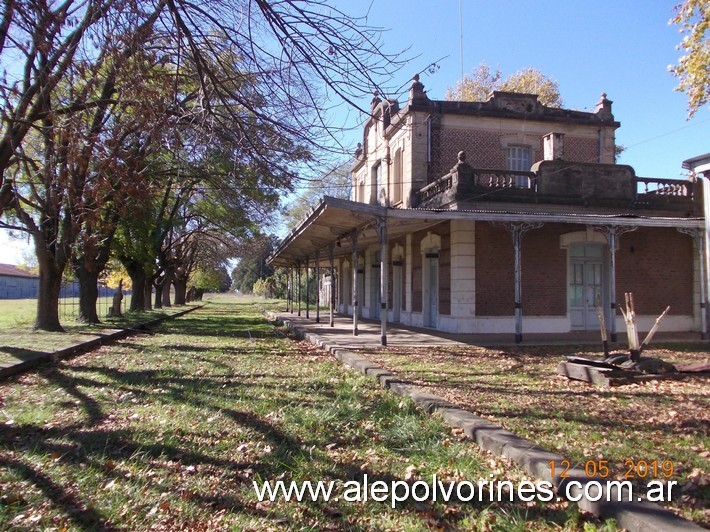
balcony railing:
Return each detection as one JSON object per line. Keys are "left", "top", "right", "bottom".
{"left": 416, "top": 168, "right": 535, "bottom": 205}
{"left": 635, "top": 176, "right": 693, "bottom": 197}
{"left": 415, "top": 161, "right": 698, "bottom": 213}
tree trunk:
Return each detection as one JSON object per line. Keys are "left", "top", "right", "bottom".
{"left": 173, "top": 278, "right": 188, "bottom": 305}
{"left": 143, "top": 281, "right": 152, "bottom": 311}
{"left": 35, "top": 256, "right": 65, "bottom": 332}
{"left": 124, "top": 262, "right": 146, "bottom": 312}
{"left": 154, "top": 279, "right": 163, "bottom": 309}
{"left": 75, "top": 266, "right": 101, "bottom": 323}
{"left": 161, "top": 280, "right": 171, "bottom": 307}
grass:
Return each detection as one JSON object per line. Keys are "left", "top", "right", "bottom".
{"left": 357, "top": 344, "right": 710, "bottom": 526}
{"left": 0, "top": 297, "right": 197, "bottom": 365}
{"left": 0, "top": 295, "right": 615, "bottom": 530}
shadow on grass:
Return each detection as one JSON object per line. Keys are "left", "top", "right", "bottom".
{"left": 0, "top": 345, "right": 50, "bottom": 359}
{"left": 0, "top": 302, "right": 597, "bottom": 530}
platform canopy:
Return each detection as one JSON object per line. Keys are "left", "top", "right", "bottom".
{"left": 268, "top": 196, "right": 705, "bottom": 267}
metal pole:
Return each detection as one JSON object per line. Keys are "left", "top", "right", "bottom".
{"left": 328, "top": 244, "right": 335, "bottom": 327}
{"left": 289, "top": 267, "right": 294, "bottom": 314}
{"left": 608, "top": 230, "right": 617, "bottom": 342}
{"left": 351, "top": 230, "right": 359, "bottom": 336}
{"left": 512, "top": 224, "right": 523, "bottom": 344}
{"left": 297, "top": 260, "right": 302, "bottom": 316}
{"left": 305, "top": 255, "right": 310, "bottom": 319}
{"left": 315, "top": 250, "right": 320, "bottom": 323}
{"left": 379, "top": 217, "right": 388, "bottom": 346}
{"left": 703, "top": 178, "right": 710, "bottom": 338}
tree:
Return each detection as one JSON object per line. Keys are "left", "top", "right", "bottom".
{"left": 282, "top": 161, "right": 353, "bottom": 230}
{"left": 0, "top": 5, "right": 168, "bottom": 330}
{"left": 231, "top": 235, "right": 278, "bottom": 294}
{"left": 446, "top": 63, "right": 563, "bottom": 107}
{"left": 669, "top": 0, "right": 709, "bottom": 118}
{"left": 2, "top": 0, "right": 406, "bottom": 329}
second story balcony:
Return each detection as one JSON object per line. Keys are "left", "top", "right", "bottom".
{"left": 414, "top": 152, "right": 700, "bottom": 215}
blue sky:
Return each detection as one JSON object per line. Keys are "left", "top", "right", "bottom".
{"left": 1, "top": 0, "right": 708, "bottom": 264}
{"left": 339, "top": 0, "right": 709, "bottom": 178}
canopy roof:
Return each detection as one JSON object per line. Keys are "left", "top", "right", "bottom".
{"left": 268, "top": 196, "right": 705, "bottom": 267}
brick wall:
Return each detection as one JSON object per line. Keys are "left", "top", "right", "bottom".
{"left": 475, "top": 223, "right": 515, "bottom": 316}
{"left": 522, "top": 226, "right": 569, "bottom": 316}
{"left": 616, "top": 228, "right": 693, "bottom": 315}
{"left": 431, "top": 126, "right": 601, "bottom": 182}
{"left": 474, "top": 223, "right": 694, "bottom": 318}
{"left": 475, "top": 223, "right": 569, "bottom": 316}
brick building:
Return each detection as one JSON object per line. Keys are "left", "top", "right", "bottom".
{"left": 270, "top": 76, "right": 709, "bottom": 343}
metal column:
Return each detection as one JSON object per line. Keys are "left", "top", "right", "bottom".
{"left": 328, "top": 244, "right": 335, "bottom": 327}
{"left": 297, "top": 260, "right": 302, "bottom": 316}
{"left": 315, "top": 250, "right": 320, "bottom": 323}
{"left": 351, "top": 230, "right": 359, "bottom": 336}
{"left": 608, "top": 231, "right": 618, "bottom": 342}
{"left": 500, "top": 222, "right": 542, "bottom": 344}
{"left": 305, "top": 255, "right": 310, "bottom": 319}
{"left": 378, "top": 217, "right": 388, "bottom": 346}
{"left": 512, "top": 225, "right": 523, "bottom": 344}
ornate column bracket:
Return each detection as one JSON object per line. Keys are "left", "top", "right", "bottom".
{"left": 591, "top": 225, "right": 638, "bottom": 342}
{"left": 492, "top": 222, "right": 544, "bottom": 344}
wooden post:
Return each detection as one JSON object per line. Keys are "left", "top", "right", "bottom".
{"left": 639, "top": 306, "right": 671, "bottom": 355}
{"left": 595, "top": 293, "right": 609, "bottom": 357}
{"left": 620, "top": 292, "right": 640, "bottom": 360}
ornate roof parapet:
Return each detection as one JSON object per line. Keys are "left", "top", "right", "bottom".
{"left": 408, "top": 74, "right": 429, "bottom": 105}
{"left": 595, "top": 92, "right": 614, "bottom": 120}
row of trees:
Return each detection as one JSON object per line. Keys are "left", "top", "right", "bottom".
{"left": 0, "top": 0, "right": 404, "bottom": 331}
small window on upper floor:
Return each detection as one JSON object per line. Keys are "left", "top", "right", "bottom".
{"left": 392, "top": 148, "right": 403, "bottom": 206}
{"left": 507, "top": 145, "right": 532, "bottom": 188}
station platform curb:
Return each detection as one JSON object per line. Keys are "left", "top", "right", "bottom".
{"left": 0, "top": 305, "right": 204, "bottom": 380}
{"left": 271, "top": 312, "right": 702, "bottom": 532}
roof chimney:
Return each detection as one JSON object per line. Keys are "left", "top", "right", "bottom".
{"left": 543, "top": 132, "right": 565, "bottom": 160}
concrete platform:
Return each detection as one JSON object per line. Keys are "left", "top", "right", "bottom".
{"left": 272, "top": 310, "right": 704, "bottom": 349}
{"left": 274, "top": 310, "right": 705, "bottom": 532}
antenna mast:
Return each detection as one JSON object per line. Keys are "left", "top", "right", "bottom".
{"left": 459, "top": 0, "right": 464, "bottom": 82}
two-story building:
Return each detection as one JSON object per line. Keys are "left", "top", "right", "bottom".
{"left": 269, "top": 76, "right": 709, "bottom": 344}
